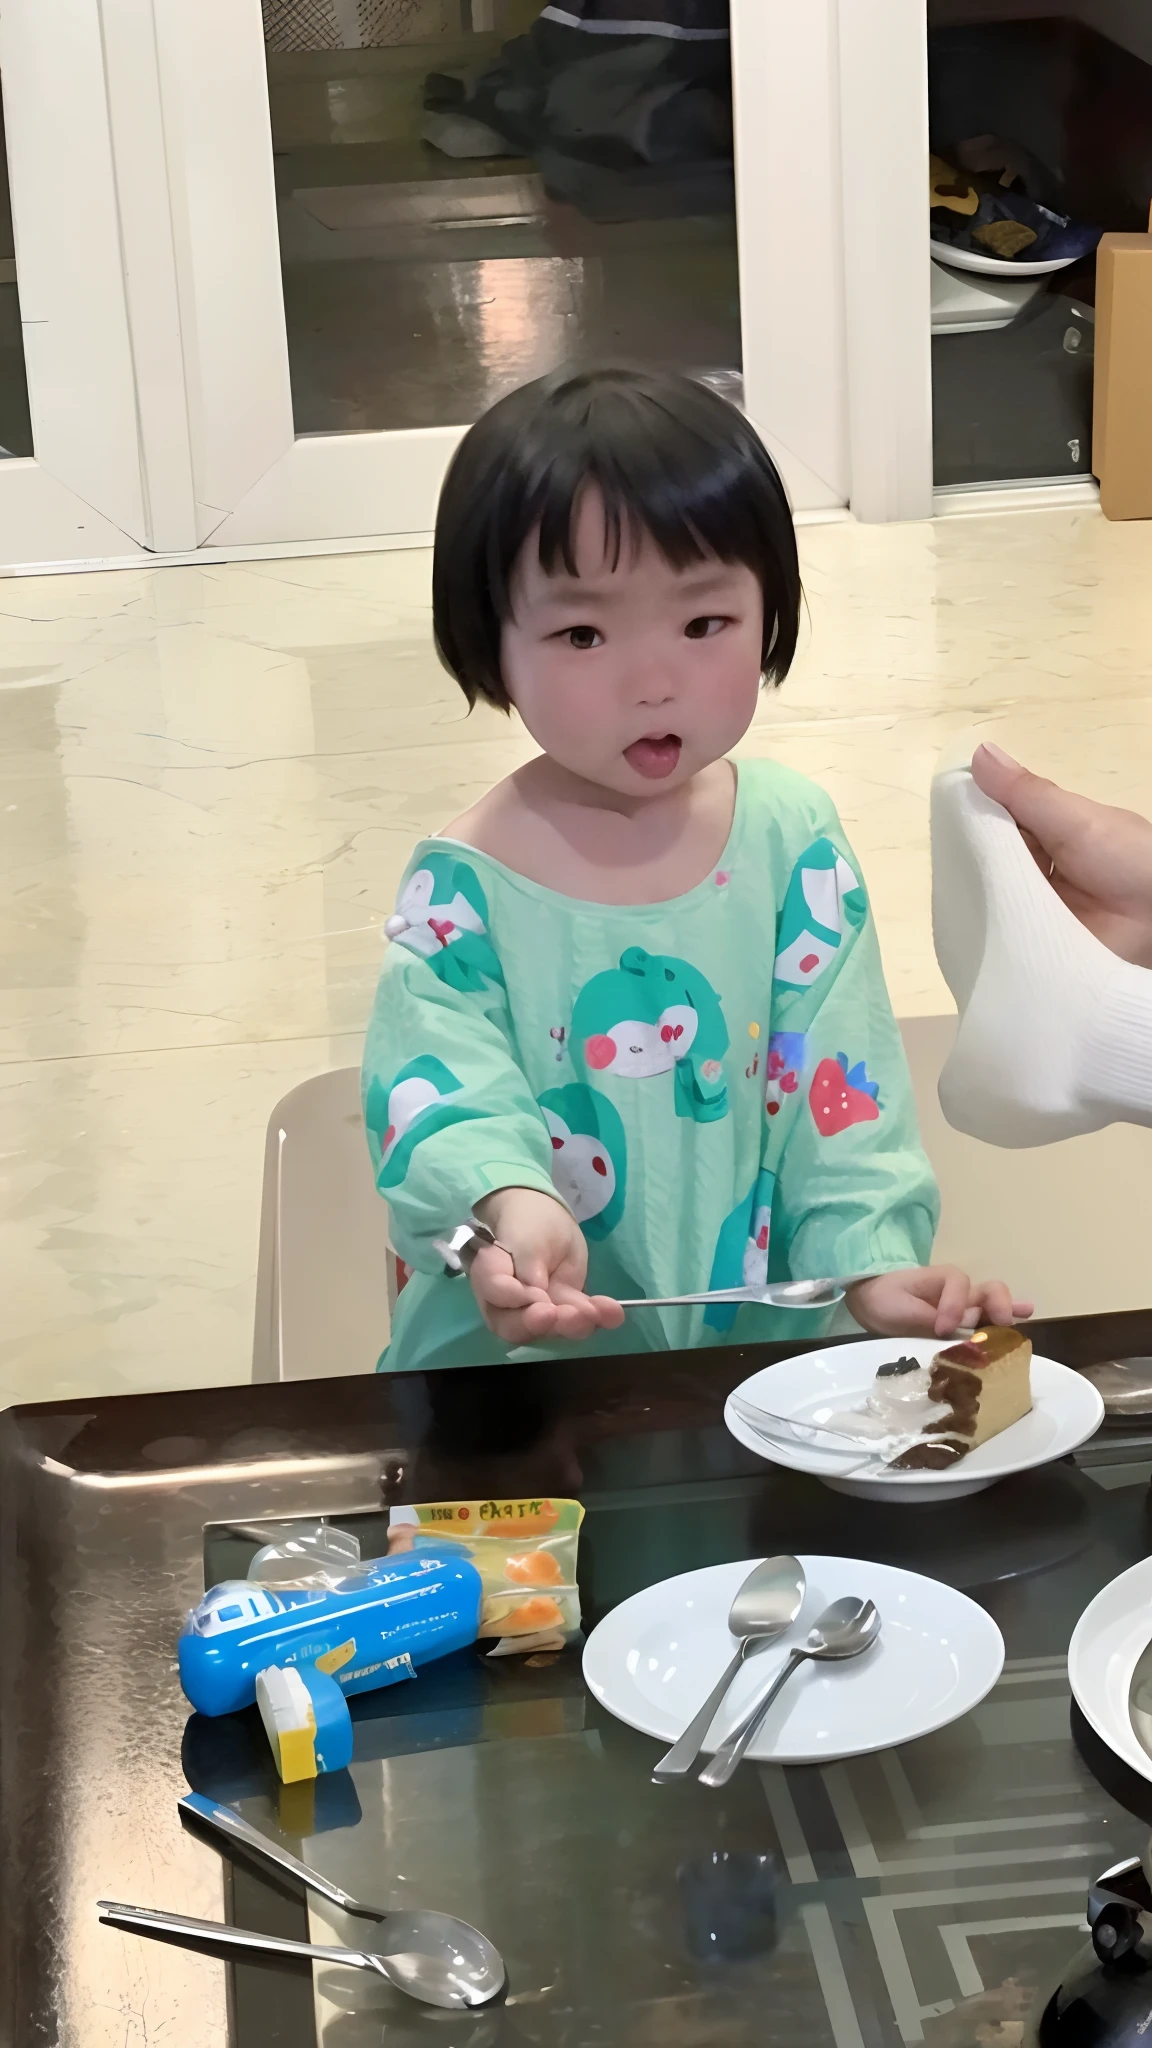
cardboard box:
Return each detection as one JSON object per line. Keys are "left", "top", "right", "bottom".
{"left": 1093, "top": 230, "right": 1152, "bottom": 519}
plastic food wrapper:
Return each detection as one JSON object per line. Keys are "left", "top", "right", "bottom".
{"left": 388, "top": 1499, "right": 584, "bottom": 1655}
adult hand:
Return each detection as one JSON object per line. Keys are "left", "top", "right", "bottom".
{"left": 972, "top": 743, "right": 1152, "bottom": 969}
{"left": 469, "top": 1187, "right": 626, "bottom": 1346}
{"left": 846, "top": 1266, "right": 1033, "bottom": 1339}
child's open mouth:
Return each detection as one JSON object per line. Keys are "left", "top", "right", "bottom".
{"left": 624, "top": 733, "right": 682, "bottom": 779}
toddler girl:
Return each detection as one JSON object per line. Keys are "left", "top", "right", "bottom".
{"left": 363, "top": 366, "right": 1030, "bottom": 1370}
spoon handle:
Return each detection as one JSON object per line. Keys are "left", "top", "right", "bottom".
{"left": 179, "top": 1793, "right": 360, "bottom": 1912}
{"left": 652, "top": 1643, "right": 747, "bottom": 1781}
{"left": 98, "top": 1900, "right": 371, "bottom": 1970}
{"left": 698, "top": 1650, "right": 807, "bottom": 1788}
{"left": 617, "top": 1287, "right": 833, "bottom": 1309}
{"left": 618, "top": 1289, "right": 758, "bottom": 1308}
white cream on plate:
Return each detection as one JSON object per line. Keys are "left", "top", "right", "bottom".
{"left": 824, "top": 1357, "right": 952, "bottom": 1445}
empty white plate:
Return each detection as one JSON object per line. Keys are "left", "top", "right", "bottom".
{"left": 1068, "top": 1555, "right": 1152, "bottom": 1786}
{"left": 931, "top": 238, "right": 1080, "bottom": 278}
{"left": 725, "top": 1339, "right": 1104, "bottom": 1502}
{"left": 583, "top": 1555, "right": 1005, "bottom": 1765}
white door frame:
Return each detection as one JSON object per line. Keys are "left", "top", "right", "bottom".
{"left": 136, "top": 0, "right": 934, "bottom": 545}
{"left": 838, "top": 0, "right": 933, "bottom": 523}
{"left": 0, "top": 0, "right": 164, "bottom": 569}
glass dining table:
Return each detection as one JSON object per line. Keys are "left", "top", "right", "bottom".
{"left": 4, "top": 1311, "right": 1152, "bottom": 2048}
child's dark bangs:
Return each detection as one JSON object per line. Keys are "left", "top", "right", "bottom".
{"left": 534, "top": 454, "right": 723, "bottom": 583}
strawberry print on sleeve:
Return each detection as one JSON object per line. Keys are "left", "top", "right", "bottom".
{"left": 809, "top": 1053, "right": 882, "bottom": 1138}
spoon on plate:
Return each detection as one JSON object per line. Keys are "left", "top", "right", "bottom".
{"left": 617, "top": 1278, "right": 845, "bottom": 1312}
{"left": 651, "top": 1555, "right": 807, "bottom": 1782}
{"left": 700, "top": 1595, "right": 881, "bottom": 1788}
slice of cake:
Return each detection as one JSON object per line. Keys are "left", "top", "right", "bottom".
{"left": 894, "top": 1327, "right": 1032, "bottom": 1469}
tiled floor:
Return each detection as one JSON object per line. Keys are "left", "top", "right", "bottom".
{"left": 3, "top": 502, "right": 1152, "bottom": 1408}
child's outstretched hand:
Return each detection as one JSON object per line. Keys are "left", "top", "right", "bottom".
{"left": 470, "top": 1188, "right": 626, "bottom": 1346}
{"left": 846, "top": 1267, "right": 1034, "bottom": 1339}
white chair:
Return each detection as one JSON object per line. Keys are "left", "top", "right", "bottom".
{"left": 252, "top": 1027, "right": 1152, "bottom": 1381}
{"left": 251, "top": 1067, "right": 396, "bottom": 1383}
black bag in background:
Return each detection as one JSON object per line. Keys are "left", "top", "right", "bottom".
{"left": 425, "top": 1, "right": 734, "bottom": 222}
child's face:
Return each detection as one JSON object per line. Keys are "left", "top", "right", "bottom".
{"left": 501, "top": 489, "right": 765, "bottom": 797}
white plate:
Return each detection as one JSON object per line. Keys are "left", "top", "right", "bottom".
{"left": 583, "top": 1555, "right": 1004, "bottom": 1764}
{"left": 725, "top": 1339, "right": 1104, "bottom": 1503}
{"left": 930, "top": 238, "right": 1079, "bottom": 278}
{"left": 1068, "top": 1556, "right": 1152, "bottom": 1786}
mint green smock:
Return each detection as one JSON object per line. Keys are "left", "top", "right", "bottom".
{"left": 362, "top": 758, "right": 939, "bottom": 1370}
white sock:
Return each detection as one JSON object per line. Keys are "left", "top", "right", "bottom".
{"left": 932, "top": 761, "right": 1152, "bottom": 1147}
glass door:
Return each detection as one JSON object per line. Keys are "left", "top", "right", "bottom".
{"left": 0, "top": 1, "right": 157, "bottom": 568}
{"left": 147, "top": 0, "right": 851, "bottom": 549}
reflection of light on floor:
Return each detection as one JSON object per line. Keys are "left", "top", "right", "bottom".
{"left": 444, "top": 254, "right": 588, "bottom": 382}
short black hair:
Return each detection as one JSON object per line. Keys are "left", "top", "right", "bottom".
{"left": 432, "top": 363, "right": 801, "bottom": 711}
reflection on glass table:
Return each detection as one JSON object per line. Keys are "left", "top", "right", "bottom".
{"left": 183, "top": 1391, "right": 1152, "bottom": 2044}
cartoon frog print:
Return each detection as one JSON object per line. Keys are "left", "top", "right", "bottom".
{"left": 703, "top": 1169, "right": 776, "bottom": 1331}
{"left": 364, "top": 1054, "right": 485, "bottom": 1191}
{"left": 773, "top": 837, "right": 867, "bottom": 992}
{"left": 385, "top": 852, "right": 504, "bottom": 993}
{"left": 571, "top": 947, "right": 730, "bottom": 1123}
{"left": 537, "top": 1083, "right": 627, "bottom": 1239}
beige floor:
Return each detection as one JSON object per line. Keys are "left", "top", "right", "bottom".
{"left": 3, "top": 503, "right": 1152, "bottom": 1408}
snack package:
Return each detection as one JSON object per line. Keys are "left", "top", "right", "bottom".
{"left": 388, "top": 1499, "right": 584, "bottom": 1655}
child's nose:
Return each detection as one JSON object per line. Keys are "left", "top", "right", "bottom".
{"left": 636, "top": 673, "right": 675, "bottom": 707}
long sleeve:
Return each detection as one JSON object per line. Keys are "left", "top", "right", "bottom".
{"left": 764, "top": 816, "right": 939, "bottom": 1283}
{"left": 361, "top": 942, "right": 561, "bottom": 1273}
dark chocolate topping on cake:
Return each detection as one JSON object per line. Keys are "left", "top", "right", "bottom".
{"left": 892, "top": 1436, "right": 968, "bottom": 1471}
{"left": 876, "top": 1355, "right": 920, "bottom": 1379}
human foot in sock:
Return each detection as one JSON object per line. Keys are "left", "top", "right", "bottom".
{"left": 971, "top": 744, "right": 1152, "bottom": 969}
{"left": 932, "top": 748, "right": 1152, "bottom": 1147}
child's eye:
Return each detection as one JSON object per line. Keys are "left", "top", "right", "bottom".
{"left": 685, "top": 615, "right": 728, "bottom": 640}
{"left": 556, "top": 625, "right": 603, "bottom": 651}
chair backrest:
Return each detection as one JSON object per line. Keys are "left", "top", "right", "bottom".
{"left": 251, "top": 1067, "right": 392, "bottom": 1383}
{"left": 254, "top": 1028, "right": 1152, "bottom": 1381}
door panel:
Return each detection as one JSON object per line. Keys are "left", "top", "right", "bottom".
{"left": 0, "top": 0, "right": 153, "bottom": 567}
{"left": 155, "top": 0, "right": 852, "bottom": 544}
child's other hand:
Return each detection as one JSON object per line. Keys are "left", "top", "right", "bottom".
{"left": 470, "top": 1188, "right": 626, "bottom": 1346}
{"left": 845, "top": 1267, "right": 1034, "bottom": 1339}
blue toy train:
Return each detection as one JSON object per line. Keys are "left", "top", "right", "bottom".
{"left": 179, "top": 1546, "right": 484, "bottom": 1718}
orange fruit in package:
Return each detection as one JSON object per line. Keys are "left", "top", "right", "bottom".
{"left": 505, "top": 1550, "right": 564, "bottom": 1588}
{"left": 501, "top": 1596, "right": 564, "bottom": 1634}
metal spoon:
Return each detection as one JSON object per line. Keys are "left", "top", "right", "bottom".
{"left": 617, "top": 1278, "right": 844, "bottom": 1311}
{"left": 171, "top": 1793, "right": 504, "bottom": 2009}
{"left": 651, "top": 1555, "right": 806, "bottom": 1783}
{"left": 699, "top": 1595, "right": 882, "bottom": 1788}
{"left": 98, "top": 1900, "right": 501, "bottom": 2008}
{"left": 727, "top": 1393, "right": 914, "bottom": 1474}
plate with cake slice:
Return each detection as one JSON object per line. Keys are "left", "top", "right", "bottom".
{"left": 725, "top": 1329, "right": 1104, "bottom": 1501}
